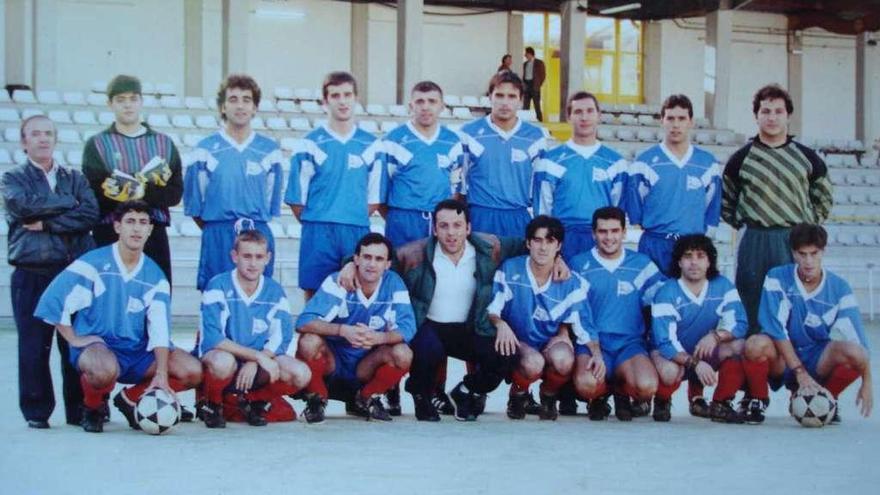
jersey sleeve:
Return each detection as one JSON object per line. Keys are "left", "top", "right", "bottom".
{"left": 448, "top": 140, "right": 466, "bottom": 196}
{"left": 387, "top": 275, "right": 416, "bottom": 343}
{"left": 651, "top": 284, "right": 684, "bottom": 360}
{"left": 285, "top": 139, "right": 322, "bottom": 207}
{"left": 716, "top": 279, "right": 748, "bottom": 339}
{"left": 623, "top": 158, "right": 656, "bottom": 226}
{"left": 197, "top": 285, "right": 231, "bottom": 355}
{"left": 566, "top": 275, "right": 598, "bottom": 345}
{"left": 487, "top": 265, "right": 514, "bottom": 317}
{"left": 636, "top": 260, "right": 666, "bottom": 307}
{"left": 295, "top": 275, "right": 348, "bottom": 330}
{"left": 143, "top": 278, "right": 172, "bottom": 351}
{"left": 829, "top": 281, "right": 869, "bottom": 352}
{"left": 263, "top": 294, "right": 295, "bottom": 355}
{"left": 34, "top": 259, "right": 99, "bottom": 327}
{"left": 703, "top": 160, "right": 722, "bottom": 235}
{"left": 364, "top": 139, "right": 387, "bottom": 205}
{"left": 263, "top": 148, "right": 284, "bottom": 217}
{"left": 459, "top": 132, "right": 483, "bottom": 196}
{"left": 182, "top": 147, "right": 214, "bottom": 218}
{"left": 533, "top": 157, "right": 562, "bottom": 216}
{"left": 757, "top": 271, "right": 791, "bottom": 341}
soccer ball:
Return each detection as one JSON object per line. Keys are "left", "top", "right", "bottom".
{"left": 135, "top": 389, "right": 181, "bottom": 435}
{"left": 790, "top": 389, "right": 837, "bottom": 428}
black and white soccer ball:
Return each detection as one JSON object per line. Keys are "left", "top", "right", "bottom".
{"left": 135, "top": 389, "right": 181, "bottom": 435}
{"left": 790, "top": 389, "right": 837, "bottom": 428}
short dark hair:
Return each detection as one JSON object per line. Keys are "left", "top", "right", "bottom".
{"left": 789, "top": 223, "right": 827, "bottom": 251}
{"left": 411, "top": 80, "right": 443, "bottom": 98}
{"left": 355, "top": 232, "right": 392, "bottom": 259}
{"left": 217, "top": 74, "right": 261, "bottom": 121}
{"left": 106, "top": 74, "right": 142, "bottom": 100}
{"left": 432, "top": 198, "right": 470, "bottom": 225}
{"left": 592, "top": 206, "right": 626, "bottom": 231}
{"left": 112, "top": 200, "right": 152, "bottom": 223}
{"left": 488, "top": 71, "right": 524, "bottom": 97}
{"left": 566, "top": 91, "right": 601, "bottom": 116}
{"left": 526, "top": 215, "right": 565, "bottom": 244}
{"left": 20, "top": 114, "right": 55, "bottom": 141}
{"left": 661, "top": 94, "right": 693, "bottom": 119}
{"left": 753, "top": 84, "right": 794, "bottom": 116}
{"left": 670, "top": 234, "right": 719, "bottom": 279}
{"left": 525, "top": 47, "right": 535, "bottom": 56}
{"left": 233, "top": 230, "right": 269, "bottom": 252}
{"left": 322, "top": 71, "right": 358, "bottom": 100}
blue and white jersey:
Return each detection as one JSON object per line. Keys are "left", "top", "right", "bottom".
{"left": 296, "top": 270, "right": 416, "bottom": 363}
{"left": 487, "top": 256, "right": 596, "bottom": 348}
{"left": 534, "top": 140, "right": 628, "bottom": 226}
{"left": 571, "top": 248, "right": 666, "bottom": 350}
{"left": 651, "top": 276, "right": 747, "bottom": 360}
{"left": 183, "top": 130, "right": 283, "bottom": 222}
{"left": 460, "top": 116, "right": 547, "bottom": 209}
{"left": 198, "top": 271, "right": 294, "bottom": 357}
{"left": 34, "top": 244, "right": 171, "bottom": 352}
{"left": 625, "top": 143, "right": 721, "bottom": 235}
{"left": 285, "top": 124, "right": 385, "bottom": 227}
{"left": 384, "top": 121, "right": 465, "bottom": 211}
{"left": 759, "top": 264, "right": 869, "bottom": 352}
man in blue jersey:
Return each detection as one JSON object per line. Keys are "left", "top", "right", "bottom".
{"left": 650, "top": 234, "right": 748, "bottom": 422}
{"left": 383, "top": 80, "right": 464, "bottom": 248}
{"left": 742, "top": 224, "right": 871, "bottom": 424}
{"left": 295, "top": 233, "right": 415, "bottom": 423}
{"left": 487, "top": 215, "right": 596, "bottom": 420}
{"left": 34, "top": 201, "right": 202, "bottom": 433}
{"left": 197, "top": 230, "right": 311, "bottom": 428}
{"left": 625, "top": 94, "right": 721, "bottom": 276}
{"left": 286, "top": 71, "right": 385, "bottom": 301}
{"left": 184, "top": 74, "right": 284, "bottom": 291}
{"left": 534, "top": 91, "right": 628, "bottom": 262}
{"left": 460, "top": 71, "right": 547, "bottom": 237}
{"left": 571, "top": 207, "right": 665, "bottom": 421}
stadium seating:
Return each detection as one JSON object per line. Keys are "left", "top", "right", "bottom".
{"left": 37, "top": 90, "right": 62, "bottom": 105}
{"left": 48, "top": 110, "right": 72, "bottom": 124}
{"left": 63, "top": 91, "right": 87, "bottom": 105}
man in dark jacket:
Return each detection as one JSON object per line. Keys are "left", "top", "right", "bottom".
{"left": 2, "top": 115, "right": 99, "bottom": 428}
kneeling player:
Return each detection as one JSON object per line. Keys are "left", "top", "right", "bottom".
{"left": 35, "top": 201, "right": 202, "bottom": 432}
{"left": 742, "top": 224, "right": 872, "bottom": 424}
{"left": 198, "top": 230, "right": 311, "bottom": 428}
{"left": 488, "top": 216, "right": 596, "bottom": 420}
{"left": 650, "top": 234, "right": 748, "bottom": 422}
{"left": 296, "top": 233, "right": 416, "bottom": 423}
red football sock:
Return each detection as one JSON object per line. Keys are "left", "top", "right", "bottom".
{"left": 510, "top": 370, "right": 534, "bottom": 392}
{"left": 203, "top": 371, "right": 235, "bottom": 404}
{"left": 304, "top": 356, "right": 329, "bottom": 400}
{"left": 360, "top": 364, "right": 407, "bottom": 399}
{"left": 80, "top": 375, "right": 114, "bottom": 410}
{"left": 713, "top": 358, "right": 745, "bottom": 402}
{"left": 655, "top": 381, "right": 680, "bottom": 400}
{"left": 246, "top": 381, "right": 299, "bottom": 403}
{"left": 122, "top": 380, "right": 150, "bottom": 403}
{"left": 614, "top": 381, "right": 639, "bottom": 399}
{"left": 742, "top": 359, "right": 769, "bottom": 400}
{"left": 687, "top": 380, "right": 704, "bottom": 401}
{"left": 539, "top": 369, "right": 569, "bottom": 396}
{"left": 824, "top": 365, "right": 860, "bottom": 398}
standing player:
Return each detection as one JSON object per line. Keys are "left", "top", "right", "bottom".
{"left": 742, "top": 224, "right": 871, "bottom": 424}
{"left": 722, "top": 84, "right": 833, "bottom": 333}
{"left": 34, "top": 201, "right": 202, "bottom": 433}
{"left": 197, "top": 230, "right": 310, "bottom": 428}
{"left": 534, "top": 91, "right": 628, "bottom": 261}
{"left": 460, "top": 71, "right": 547, "bottom": 238}
{"left": 184, "top": 74, "right": 284, "bottom": 291}
{"left": 295, "top": 233, "right": 415, "bottom": 423}
{"left": 82, "top": 74, "right": 183, "bottom": 284}
{"left": 625, "top": 94, "right": 721, "bottom": 276}
{"left": 570, "top": 207, "right": 665, "bottom": 420}
{"left": 383, "top": 80, "right": 464, "bottom": 248}
{"left": 487, "top": 215, "right": 596, "bottom": 420}
{"left": 650, "top": 234, "right": 748, "bottom": 422}
{"left": 286, "top": 71, "right": 384, "bottom": 300}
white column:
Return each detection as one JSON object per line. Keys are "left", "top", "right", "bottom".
{"left": 351, "top": 2, "right": 369, "bottom": 104}
{"left": 559, "top": 0, "right": 586, "bottom": 121}
{"left": 855, "top": 32, "right": 879, "bottom": 145}
{"left": 786, "top": 30, "right": 804, "bottom": 136}
{"left": 507, "top": 12, "right": 524, "bottom": 77}
{"left": 184, "top": 0, "right": 203, "bottom": 97}
{"left": 396, "top": 0, "right": 423, "bottom": 104}
{"left": 643, "top": 21, "right": 663, "bottom": 105}
{"left": 221, "top": 0, "right": 248, "bottom": 75}
{"left": 33, "top": 0, "right": 57, "bottom": 90}
{"left": 4, "top": 0, "right": 33, "bottom": 87}
{"left": 704, "top": 8, "right": 733, "bottom": 129}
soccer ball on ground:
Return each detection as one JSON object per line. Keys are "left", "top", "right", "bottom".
{"left": 789, "top": 389, "right": 837, "bottom": 428}
{"left": 135, "top": 389, "right": 182, "bottom": 435}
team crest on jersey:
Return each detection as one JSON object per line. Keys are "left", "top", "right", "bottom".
{"left": 533, "top": 307, "right": 550, "bottom": 321}
{"left": 437, "top": 155, "right": 451, "bottom": 168}
{"left": 804, "top": 313, "right": 823, "bottom": 328}
{"left": 593, "top": 168, "right": 609, "bottom": 182}
{"left": 617, "top": 281, "right": 635, "bottom": 296}
{"left": 686, "top": 175, "right": 702, "bottom": 190}
{"left": 511, "top": 149, "right": 528, "bottom": 163}
{"left": 103, "top": 263, "right": 112, "bottom": 271}
{"left": 511, "top": 274, "right": 521, "bottom": 281}
{"left": 368, "top": 316, "right": 386, "bottom": 330}
{"left": 348, "top": 154, "right": 366, "bottom": 169}
{"left": 245, "top": 160, "right": 263, "bottom": 175}
{"left": 227, "top": 290, "right": 234, "bottom": 298}
{"left": 252, "top": 319, "right": 269, "bottom": 334}
{"left": 126, "top": 296, "right": 145, "bottom": 313}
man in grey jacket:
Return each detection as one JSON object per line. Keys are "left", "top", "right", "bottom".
{"left": 2, "top": 115, "right": 99, "bottom": 428}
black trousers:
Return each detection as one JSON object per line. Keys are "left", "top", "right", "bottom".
{"left": 523, "top": 81, "right": 543, "bottom": 122}
{"left": 93, "top": 222, "right": 172, "bottom": 285}
{"left": 12, "top": 267, "right": 83, "bottom": 424}
{"left": 405, "top": 320, "right": 514, "bottom": 396}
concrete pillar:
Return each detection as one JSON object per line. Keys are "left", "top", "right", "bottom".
{"left": 184, "top": 0, "right": 203, "bottom": 97}
{"left": 33, "top": 0, "right": 57, "bottom": 90}
{"left": 559, "top": 0, "right": 586, "bottom": 121}
{"left": 704, "top": 7, "right": 732, "bottom": 129}
{"left": 221, "top": 0, "right": 248, "bottom": 75}
{"left": 507, "top": 12, "right": 524, "bottom": 77}
{"left": 855, "top": 32, "right": 879, "bottom": 145}
{"left": 643, "top": 21, "right": 663, "bottom": 105}
{"left": 4, "top": 0, "right": 33, "bottom": 87}
{"left": 351, "top": 2, "right": 369, "bottom": 104}
{"left": 786, "top": 30, "right": 804, "bottom": 136}
{"left": 396, "top": 0, "right": 422, "bottom": 104}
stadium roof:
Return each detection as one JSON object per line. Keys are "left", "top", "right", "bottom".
{"left": 348, "top": 1, "right": 880, "bottom": 35}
